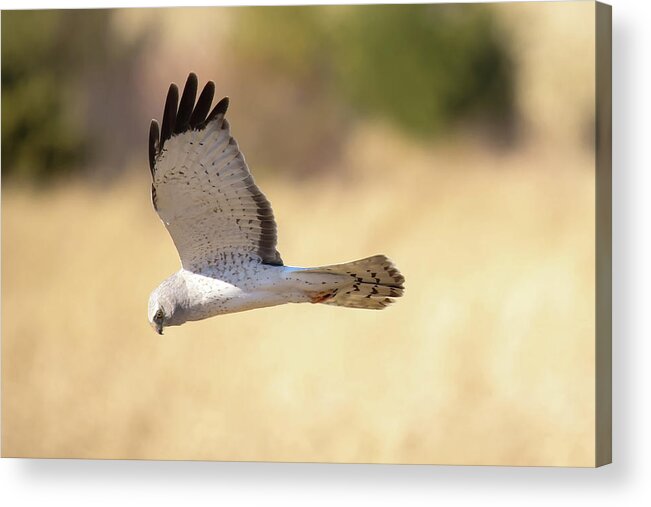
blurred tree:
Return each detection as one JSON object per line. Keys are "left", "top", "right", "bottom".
{"left": 234, "top": 4, "right": 515, "bottom": 141}
{"left": 2, "top": 10, "right": 151, "bottom": 184}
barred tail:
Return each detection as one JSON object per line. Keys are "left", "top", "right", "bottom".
{"left": 301, "top": 255, "right": 405, "bottom": 310}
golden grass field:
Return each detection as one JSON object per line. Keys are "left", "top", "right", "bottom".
{"left": 1, "top": 126, "right": 597, "bottom": 466}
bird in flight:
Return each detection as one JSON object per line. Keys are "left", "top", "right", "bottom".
{"left": 147, "top": 73, "right": 404, "bottom": 334}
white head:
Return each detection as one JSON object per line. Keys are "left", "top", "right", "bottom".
{"left": 147, "top": 274, "right": 189, "bottom": 335}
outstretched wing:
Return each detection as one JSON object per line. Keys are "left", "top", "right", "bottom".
{"left": 148, "top": 73, "right": 283, "bottom": 271}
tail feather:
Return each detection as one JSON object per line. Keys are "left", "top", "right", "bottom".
{"left": 302, "top": 255, "right": 405, "bottom": 310}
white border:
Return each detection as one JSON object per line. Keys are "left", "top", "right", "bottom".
{"left": 2, "top": 0, "right": 650, "bottom": 505}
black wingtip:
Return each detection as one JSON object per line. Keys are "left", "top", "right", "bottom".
{"left": 148, "top": 119, "right": 160, "bottom": 176}
{"left": 190, "top": 80, "right": 215, "bottom": 129}
{"left": 205, "top": 96, "right": 230, "bottom": 125}
{"left": 158, "top": 76, "right": 230, "bottom": 150}
{"left": 160, "top": 83, "right": 179, "bottom": 149}
{"left": 217, "top": 96, "right": 230, "bottom": 116}
{"left": 174, "top": 73, "right": 198, "bottom": 134}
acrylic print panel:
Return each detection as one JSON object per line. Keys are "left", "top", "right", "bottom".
{"left": 1, "top": 1, "right": 611, "bottom": 466}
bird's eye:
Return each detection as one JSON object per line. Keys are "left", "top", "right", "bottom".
{"left": 154, "top": 309, "right": 164, "bottom": 321}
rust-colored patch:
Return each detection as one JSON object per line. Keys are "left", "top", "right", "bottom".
{"left": 309, "top": 290, "right": 335, "bottom": 304}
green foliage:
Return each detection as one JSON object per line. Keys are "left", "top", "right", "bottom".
{"left": 235, "top": 4, "right": 515, "bottom": 138}
{"left": 1, "top": 10, "right": 148, "bottom": 184}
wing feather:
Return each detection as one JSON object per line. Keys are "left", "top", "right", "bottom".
{"left": 148, "top": 73, "right": 283, "bottom": 271}
{"left": 160, "top": 83, "right": 178, "bottom": 149}
{"left": 174, "top": 73, "right": 197, "bottom": 134}
{"left": 189, "top": 81, "right": 215, "bottom": 128}
{"left": 148, "top": 120, "right": 159, "bottom": 177}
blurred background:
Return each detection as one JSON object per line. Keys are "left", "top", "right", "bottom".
{"left": 2, "top": 3, "right": 597, "bottom": 465}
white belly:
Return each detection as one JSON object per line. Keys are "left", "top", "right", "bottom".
{"left": 180, "top": 265, "right": 312, "bottom": 321}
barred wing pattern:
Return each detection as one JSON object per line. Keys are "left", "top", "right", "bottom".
{"left": 148, "top": 73, "right": 283, "bottom": 271}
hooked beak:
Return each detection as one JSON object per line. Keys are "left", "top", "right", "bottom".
{"left": 151, "top": 321, "right": 164, "bottom": 335}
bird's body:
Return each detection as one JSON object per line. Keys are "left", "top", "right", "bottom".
{"left": 147, "top": 73, "right": 404, "bottom": 334}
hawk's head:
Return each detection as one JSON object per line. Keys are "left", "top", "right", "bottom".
{"left": 147, "top": 273, "right": 188, "bottom": 335}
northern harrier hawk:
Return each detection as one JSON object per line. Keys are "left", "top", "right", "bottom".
{"left": 147, "top": 73, "right": 404, "bottom": 334}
